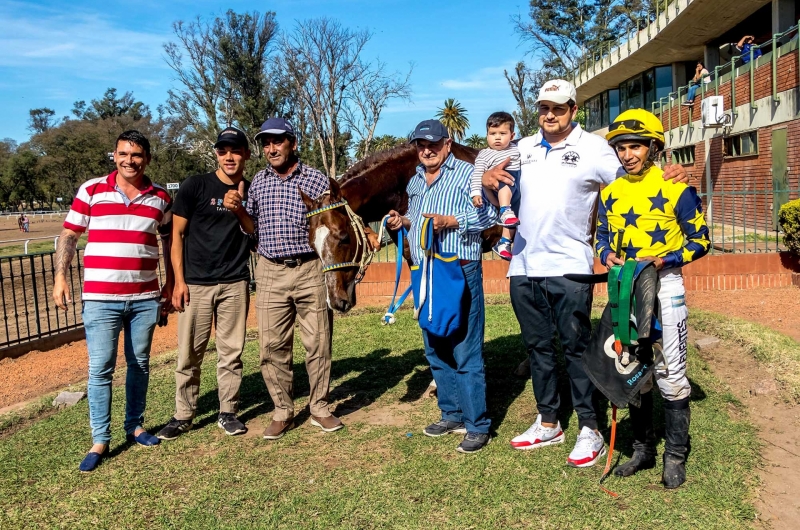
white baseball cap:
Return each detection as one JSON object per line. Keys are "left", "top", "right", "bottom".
{"left": 535, "top": 79, "right": 577, "bottom": 105}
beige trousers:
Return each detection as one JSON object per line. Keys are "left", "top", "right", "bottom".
{"left": 175, "top": 280, "right": 249, "bottom": 420}
{"left": 255, "top": 256, "right": 333, "bottom": 421}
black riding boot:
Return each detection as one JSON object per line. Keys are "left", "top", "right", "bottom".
{"left": 662, "top": 396, "right": 691, "bottom": 489}
{"left": 614, "top": 390, "right": 656, "bottom": 477}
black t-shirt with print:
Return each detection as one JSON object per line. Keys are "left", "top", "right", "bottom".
{"left": 172, "top": 172, "right": 252, "bottom": 285}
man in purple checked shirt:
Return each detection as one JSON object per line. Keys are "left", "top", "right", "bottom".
{"left": 224, "top": 118, "right": 342, "bottom": 441}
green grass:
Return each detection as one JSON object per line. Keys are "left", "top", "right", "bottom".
{"left": 0, "top": 305, "right": 759, "bottom": 529}
{"left": 0, "top": 237, "right": 86, "bottom": 258}
{"left": 691, "top": 308, "right": 800, "bottom": 402}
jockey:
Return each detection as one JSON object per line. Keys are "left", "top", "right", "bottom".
{"left": 597, "top": 109, "right": 710, "bottom": 488}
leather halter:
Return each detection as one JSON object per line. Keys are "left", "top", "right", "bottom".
{"left": 305, "top": 192, "right": 376, "bottom": 283}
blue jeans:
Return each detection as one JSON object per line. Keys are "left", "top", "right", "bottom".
{"left": 686, "top": 84, "right": 699, "bottom": 102}
{"left": 83, "top": 298, "right": 161, "bottom": 444}
{"left": 421, "top": 260, "right": 490, "bottom": 434}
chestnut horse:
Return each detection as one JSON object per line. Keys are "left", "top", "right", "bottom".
{"left": 302, "top": 142, "right": 502, "bottom": 312}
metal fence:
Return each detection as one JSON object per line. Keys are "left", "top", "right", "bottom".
{"left": 0, "top": 249, "right": 85, "bottom": 349}
{"left": 701, "top": 186, "right": 796, "bottom": 254}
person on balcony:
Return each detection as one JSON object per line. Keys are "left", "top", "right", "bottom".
{"left": 682, "top": 62, "right": 710, "bottom": 106}
{"left": 736, "top": 35, "right": 762, "bottom": 65}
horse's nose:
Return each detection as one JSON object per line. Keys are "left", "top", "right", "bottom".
{"left": 337, "top": 299, "right": 352, "bottom": 313}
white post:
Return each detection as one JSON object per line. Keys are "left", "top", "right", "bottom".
{"left": 24, "top": 240, "right": 30, "bottom": 254}
{"left": 54, "top": 236, "right": 59, "bottom": 251}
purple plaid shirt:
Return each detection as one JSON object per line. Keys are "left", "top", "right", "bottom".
{"left": 246, "top": 162, "right": 329, "bottom": 258}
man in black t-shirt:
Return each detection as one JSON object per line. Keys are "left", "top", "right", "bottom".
{"left": 157, "top": 127, "right": 253, "bottom": 440}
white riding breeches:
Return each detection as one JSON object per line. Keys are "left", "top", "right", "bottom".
{"left": 650, "top": 269, "right": 691, "bottom": 402}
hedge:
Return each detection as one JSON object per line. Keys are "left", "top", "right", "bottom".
{"left": 779, "top": 198, "right": 800, "bottom": 255}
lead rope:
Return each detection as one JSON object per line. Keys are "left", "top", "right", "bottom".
{"left": 380, "top": 216, "right": 412, "bottom": 325}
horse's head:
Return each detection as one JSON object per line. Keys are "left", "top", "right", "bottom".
{"left": 302, "top": 177, "right": 376, "bottom": 313}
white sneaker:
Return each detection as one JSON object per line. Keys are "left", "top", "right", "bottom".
{"left": 567, "top": 426, "right": 606, "bottom": 467}
{"left": 510, "top": 414, "right": 565, "bottom": 450}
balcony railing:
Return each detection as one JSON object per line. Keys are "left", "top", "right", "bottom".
{"left": 653, "top": 20, "right": 800, "bottom": 125}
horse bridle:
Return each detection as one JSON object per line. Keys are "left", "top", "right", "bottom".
{"left": 305, "top": 191, "right": 377, "bottom": 284}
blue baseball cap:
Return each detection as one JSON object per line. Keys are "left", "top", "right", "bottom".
{"left": 254, "top": 117, "right": 297, "bottom": 141}
{"left": 409, "top": 119, "right": 449, "bottom": 143}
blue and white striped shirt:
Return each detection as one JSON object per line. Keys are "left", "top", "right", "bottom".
{"left": 404, "top": 154, "right": 497, "bottom": 264}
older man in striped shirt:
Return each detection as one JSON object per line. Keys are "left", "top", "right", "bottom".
{"left": 53, "top": 130, "right": 173, "bottom": 472}
{"left": 386, "top": 119, "right": 497, "bottom": 454}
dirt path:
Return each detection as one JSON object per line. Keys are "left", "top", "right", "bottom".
{"left": 688, "top": 288, "right": 800, "bottom": 343}
{"left": 693, "top": 327, "right": 800, "bottom": 529}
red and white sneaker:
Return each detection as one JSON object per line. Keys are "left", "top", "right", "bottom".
{"left": 498, "top": 208, "right": 520, "bottom": 228}
{"left": 492, "top": 240, "right": 513, "bottom": 261}
{"left": 510, "top": 414, "right": 565, "bottom": 450}
{"left": 567, "top": 426, "right": 606, "bottom": 467}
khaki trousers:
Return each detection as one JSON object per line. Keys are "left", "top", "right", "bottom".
{"left": 255, "top": 256, "right": 333, "bottom": 421}
{"left": 175, "top": 280, "right": 249, "bottom": 420}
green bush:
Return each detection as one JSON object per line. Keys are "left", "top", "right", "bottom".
{"left": 779, "top": 198, "right": 800, "bottom": 255}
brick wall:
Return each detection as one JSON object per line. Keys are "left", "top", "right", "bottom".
{"left": 665, "top": 120, "right": 800, "bottom": 230}
{"left": 659, "top": 48, "right": 800, "bottom": 129}
{"left": 355, "top": 252, "right": 800, "bottom": 306}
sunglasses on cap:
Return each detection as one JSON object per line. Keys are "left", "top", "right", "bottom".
{"left": 609, "top": 119, "right": 649, "bottom": 132}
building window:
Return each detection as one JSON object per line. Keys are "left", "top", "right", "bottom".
{"left": 673, "top": 145, "right": 695, "bottom": 165}
{"left": 609, "top": 89, "right": 620, "bottom": 123}
{"left": 723, "top": 131, "right": 758, "bottom": 157}
{"left": 586, "top": 95, "right": 602, "bottom": 131}
{"left": 655, "top": 66, "right": 673, "bottom": 104}
{"left": 601, "top": 91, "right": 610, "bottom": 128}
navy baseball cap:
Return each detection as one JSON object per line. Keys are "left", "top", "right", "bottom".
{"left": 409, "top": 119, "right": 449, "bottom": 143}
{"left": 213, "top": 127, "right": 249, "bottom": 149}
{"left": 254, "top": 117, "right": 297, "bottom": 141}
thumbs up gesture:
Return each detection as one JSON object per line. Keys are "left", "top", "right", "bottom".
{"left": 223, "top": 180, "right": 246, "bottom": 212}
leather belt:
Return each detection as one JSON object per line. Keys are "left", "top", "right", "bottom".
{"left": 265, "top": 252, "right": 318, "bottom": 268}
{"left": 460, "top": 259, "right": 477, "bottom": 266}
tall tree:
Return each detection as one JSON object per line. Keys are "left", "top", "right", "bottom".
{"left": 163, "top": 10, "right": 282, "bottom": 169}
{"left": 341, "top": 60, "right": 412, "bottom": 159}
{"left": 214, "top": 10, "right": 281, "bottom": 134}
{"left": 276, "top": 18, "right": 371, "bottom": 178}
{"left": 28, "top": 108, "right": 58, "bottom": 135}
{"left": 72, "top": 88, "right": 151, "bottom": 122}
{"left": 436, "top": 99, "right": 469, "bottom": 142}
{"left": 504, "top": 62, "right": 542, "bottom": 137}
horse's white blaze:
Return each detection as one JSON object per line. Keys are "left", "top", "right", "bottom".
{"left": 313, "top": 225, "right": 334, "bottom": 309}
{"left": 314, "top": 225, "right": 330, "bottom": 260}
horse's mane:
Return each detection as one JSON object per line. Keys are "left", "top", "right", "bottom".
{"left": 339, "top": 143, "right": 417, "bottom": 185}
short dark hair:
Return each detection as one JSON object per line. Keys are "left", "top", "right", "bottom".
{"left": 116, "top": 130, "right": 151, "bottom": 157}
{"left": 486, "top": 112, "right": 515, "bottom": 132}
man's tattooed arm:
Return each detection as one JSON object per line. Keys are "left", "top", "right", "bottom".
{"left": 52, "top": 229, "right": 78, "bottom": 310}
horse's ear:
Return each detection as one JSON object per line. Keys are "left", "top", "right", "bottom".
{"left": 328, "top": 177, "right": 341, "bottom": 200}
{"left": 298, "top": 186, "right": 315, "bottom": 212}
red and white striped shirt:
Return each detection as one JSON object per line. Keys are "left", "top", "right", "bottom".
{"left": 64, "top": 171, "right": 172, "bottom": 301}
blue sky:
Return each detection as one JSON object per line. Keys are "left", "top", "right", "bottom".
{"left": 0, "top": 0, "right": 533, "bottom": 144}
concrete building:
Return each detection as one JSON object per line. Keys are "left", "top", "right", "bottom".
{"left": 575, "top": 0, "right": 800, "bottom": 251}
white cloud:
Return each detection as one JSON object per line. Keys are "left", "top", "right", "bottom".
{"left": 0, "top": 2, "right": 169, "bottom": 72}
{"left": 439, "top": 64, "right": 516, "bottom": 92}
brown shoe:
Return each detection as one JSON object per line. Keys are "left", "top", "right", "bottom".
{"left": 262, "top": 419, "right": 294, "bottom": 440}
{"left": 310, "top": 414, "right": 344, "bottom": 432}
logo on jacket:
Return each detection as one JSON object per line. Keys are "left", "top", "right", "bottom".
{"left": 561, "top": 151, "right": 580, "bottom": 167}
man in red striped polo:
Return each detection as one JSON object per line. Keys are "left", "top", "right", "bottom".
{"left": 52, "top": 130, "right": 174, "bottom": 473}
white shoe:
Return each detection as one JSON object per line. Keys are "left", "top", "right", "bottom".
{"left": 567, "top": 426, "right": 606, "bottom": 467}
{"left": 510, "top": 414, "right": 565, "bottom": 450}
